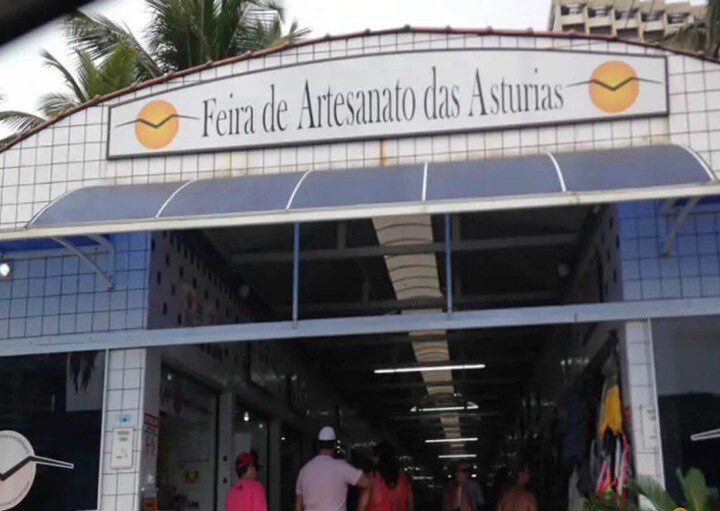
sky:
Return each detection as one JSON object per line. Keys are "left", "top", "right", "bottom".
{"left": 0, "top": 0, "right": 703, "bottom": 138}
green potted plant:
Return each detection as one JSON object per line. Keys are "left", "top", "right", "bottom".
{"left": 583, "top": 468, "right": 720, "bottom": 511}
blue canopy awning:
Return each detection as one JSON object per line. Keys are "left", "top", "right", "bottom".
{"left": 10, "top": 144, "right": 716, "bottom": 240}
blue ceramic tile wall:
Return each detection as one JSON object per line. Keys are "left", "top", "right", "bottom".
{"left": 618, "top": 200, "right": 720, "bottom": 300}
{"left": 0, "top": 233, "right": 150, "bottom": 340}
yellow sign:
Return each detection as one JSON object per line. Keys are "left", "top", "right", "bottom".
{"left": 588, "top": 61, "right": 641, "bottom": 113}
{"left": 133, "top": 100, "right": 181, "bottom": 149}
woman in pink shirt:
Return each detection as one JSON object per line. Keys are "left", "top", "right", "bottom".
{"left": 226, "top": 452, "right": 268, "bottom": 511}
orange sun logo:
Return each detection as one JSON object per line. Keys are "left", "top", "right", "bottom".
{"left": 133, "top": 100, "right": 180, "bottom": 149}
{"left": 588, "top": 61, "right": 640, "bottom": 113}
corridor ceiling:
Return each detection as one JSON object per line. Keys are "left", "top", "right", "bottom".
{"left": 201, "top": 203, "right": 597, "bottom": 475}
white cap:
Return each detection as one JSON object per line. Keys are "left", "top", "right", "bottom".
{"left": 318, "top": 426, "right": 336, "bottom": 441}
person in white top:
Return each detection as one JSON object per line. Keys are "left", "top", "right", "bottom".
{"left": 295, "top": 426, "right": 372, "bottom": 511}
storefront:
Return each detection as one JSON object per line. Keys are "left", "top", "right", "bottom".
{"left": 0, "top": 27, "right": 719, "bottom": 510}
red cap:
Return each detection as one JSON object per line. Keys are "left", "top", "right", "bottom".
{"left": 235, "top": 452, "right": 257, "bottom": 469}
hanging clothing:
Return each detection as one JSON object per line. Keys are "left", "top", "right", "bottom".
{"left": 598, "top": 385, "right": 623, "bottom": 438}
{"left": 593, "top": 433, "right": 632, "bottom": 499}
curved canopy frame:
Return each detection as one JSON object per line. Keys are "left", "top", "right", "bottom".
{"left": 9, "top": 144, "right": 717, "bottom": 241}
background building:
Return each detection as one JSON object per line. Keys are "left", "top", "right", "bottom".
{"left": 549, "top": 0, "right": 707, "bottom": 41}
{"left": 245, "top": 6, "right": 282, "bottom": 28}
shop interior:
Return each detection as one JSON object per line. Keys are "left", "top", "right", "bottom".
{"left": 0, "top": 352, "right": 105, "bottom": 510}
{"left": 147, "top": 202, "right": 642, "bottom": 510}
{"left": 652, "top": 315, "right": 720, "bottom": 497}
{"left": 2, "top": 200, "right": 718, "bottom": 510}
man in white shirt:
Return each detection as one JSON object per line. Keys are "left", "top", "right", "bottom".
{"left": 295, "top": 426, "right": 371, "bottom": 511}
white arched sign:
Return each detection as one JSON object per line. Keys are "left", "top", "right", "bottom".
{"left": 0, "top": 431, "right": 74, "bottom": 510}
{"left": 107, "top": 49, "right": 667, "bottom": 158}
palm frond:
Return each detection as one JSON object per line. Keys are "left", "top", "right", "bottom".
{"left": 74, "top": 50, "right": 96, "bottom": 102}
{"left": 146, "top": 0, "right": 307, "bottom": 70}
{"left": 94, "top": 42, "right": 140, "bottom": 93}
{"left": 0, "top": 111, "right": 46, "bottom": 132}
{"left": 708, "top": 0, "right": 720, "bottom": 58}
{"left": 0, "top": 133, "right": 22, "bottom": 148}
{"left": 215, "top": 0, "right": 247, "bottom": 57}
{"left": 236, "top": 17, "right": 308, "bottom": 52}
{"left": 41, "top": 51, "right": 85, "bottom": 104}
{"left": 661, "top": 23, "right": 706, "bottom": 51}
{"left": 660, "top": 0, "right": 720, "bottom": 58}
{"left": 71, "top": 44, "right": 138, "bottom": 101}
{"left": 632, "top": 476, "right": 678, "bottom": 511}
{"left": 67, "top": 11, "right": 160, "bottom": 79}
{"left": 39, "top": 92, "right": 80, "bottom": 117}
{"left": 284, "top": 19, "right": 310, "bottom": 43}
{"left": 147, "top": 0, "right": 206, "bottom": 70}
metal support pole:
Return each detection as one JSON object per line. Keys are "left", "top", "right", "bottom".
{"left": 268, "top": 419, "right": 282, "bottom": 511}
{"left": 444, "top": 214, "right": 453, "bottom": 317}
{"left": 292, "top": 223, "right": 300, "bottom": 328}
{"left": 661, "top": 196, "right": 700, "bottom": 256}
{"left": 52, "top": 236, "right": 114, "bottom": 290}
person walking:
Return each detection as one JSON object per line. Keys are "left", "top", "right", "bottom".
{"left": 295, "top": 426, "right": 372, "bottom": 511}
{"left": 458, "top": 462, "right": 485, "bottom": 511}
{"left": 442, "top": 462, "right": 473, "bottom": 511}
{"left": 225, "top": 452, "right": 267, "bottom": 511}
{"left": 495, "top": 463, "right": 537, "bottom": 511}
{"left": 359, "top": 441, "right": 414, "bottom": 511}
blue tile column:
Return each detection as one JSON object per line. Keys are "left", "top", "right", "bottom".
{"left": 618, "top": 200, "right": 720, "bottom": 301}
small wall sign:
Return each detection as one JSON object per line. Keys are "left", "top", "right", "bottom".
{"left": 110, "top": 428, "right": 135, "bottom": 470}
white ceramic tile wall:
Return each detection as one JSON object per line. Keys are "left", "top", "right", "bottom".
{"left": 0, "top": 33, "right": 718, "bottom": 231}
{"left": 619, "top": 320, "right": 665, "bottom": 485}
{"left": 101, "top": 348, "right": 148, "bottom": 511}
{"left": 0, "top": 233, "right": 150, "bottom": 342}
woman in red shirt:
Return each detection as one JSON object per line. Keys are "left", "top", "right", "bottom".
{"left": 225, "top": 452, "right": 268, "bottom": 511}
{"left": 360, "top": 441, "right": 414, "bottom": 511}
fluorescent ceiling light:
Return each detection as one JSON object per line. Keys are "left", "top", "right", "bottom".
{"left": 439, "top": 454, "right": 477, "bottom": 459}
{"left": 425, "top": 437, "right": 479, "bottom": 444}
{"left": 374, "top": 363, "right": 486, "bottom": 374}
{"left": 410, "top": 403, "right": 479, "bottom": 413}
